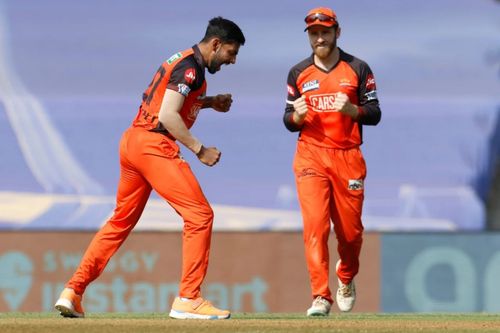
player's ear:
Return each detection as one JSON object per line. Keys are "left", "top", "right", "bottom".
{"left": 210, "top": 37, "right": 222, "bottom": 52}
{"left": 336, "top": 26, "right": 341, "bottom": 39}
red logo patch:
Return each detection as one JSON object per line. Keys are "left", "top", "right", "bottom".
{"left": 184, "top": 68, "right": 196, "bottom": 84}
{"left": 366, "top": 74, "right": 376, "bottom": 90}
{"left": 287, "top": 84, "right": 296, "bottom": 96}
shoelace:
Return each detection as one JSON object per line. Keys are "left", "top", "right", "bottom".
{"left": 339, "top": 283, "right": 354, "bottom": 297}
{"left": 313, "top": 296, "right": 330, "bottom": 307}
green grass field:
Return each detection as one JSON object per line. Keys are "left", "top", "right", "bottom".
{"left": 2, "top": 312, "right": 500, "bottom": 333}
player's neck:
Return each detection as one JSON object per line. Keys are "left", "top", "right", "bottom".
{"left": 314, "top": 47, "right": 339, "bottom": 71}
{"left": 197, "top": 42, "right": 211, "bottom": 68}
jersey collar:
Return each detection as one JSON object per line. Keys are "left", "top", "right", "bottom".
{"left": 192, "top": 44, "right": 206, "bottom": 69}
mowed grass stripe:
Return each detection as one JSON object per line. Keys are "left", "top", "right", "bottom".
{"left": 1, "top": 313, "right": 500, "bottom": 333}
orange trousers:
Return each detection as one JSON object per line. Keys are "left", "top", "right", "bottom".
{"left": 67, "top": 127, "right": 214, "bottom": 299}
{"left": 293, "top": 141, "right": 366, "bottom": 303}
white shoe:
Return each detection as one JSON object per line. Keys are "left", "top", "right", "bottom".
{"left": 54, "top": 288, "right": 85, "bottom": 318}
{"left": 169, "top": 297, "right": 230, "bottom": 320}
{"left": 336, "top": 260, "right": 356, "bottom": 312}
{"left": 306, "top": 296, "right": 331, "bottom": 316}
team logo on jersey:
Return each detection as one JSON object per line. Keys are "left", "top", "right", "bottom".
{"left": 167, "top": 52, "right": 182, "bottom": 64}
{"left": 188, "top": 103, "right": 202, "bottom": 121}
{"left": 177, "top": 83, "right": 191, "bottom": 96}
{"left": 339, "top": 78, "right": 355, "bottom": 87}
{"left": 184, "top": 68, "right": 196, "bottom": 84}
{"left": 348, "top": 179, "right": 364, "bottom": 190}
{"left": 309, "top": 93, "right": 338, "bottom": 112}
{"left": 302, "top": 80, "right": 319, "bottom": 93}
{"left": 287, "top": 84, "right": 296, "bottom": 96}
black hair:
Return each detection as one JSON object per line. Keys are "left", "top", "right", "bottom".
{"left": 201, "top": 16, "right": 245, "bottom": 45}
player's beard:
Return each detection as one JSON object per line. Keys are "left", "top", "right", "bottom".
{"left": 207, "top": 47, "right": 223, "bottom": 74}
{"left": 313, "top": 39, "right": 336, "bottom": 60}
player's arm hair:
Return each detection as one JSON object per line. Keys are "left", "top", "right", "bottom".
{"left": 199, "top": 96, "right": 216, "bottom": 109}
{"left": 158, "top": 89, "right": 203, "bottom": 154}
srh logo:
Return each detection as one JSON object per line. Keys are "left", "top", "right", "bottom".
{"left": 184, "top": 68, "right": 196, "bottom": 84}
{"left": 287, "top": 84, "right": 296, "bottom": 96}
{"left": 339, "top": 78, "right": 354, "bottom": 87}
{"left": 309, "top": 94, "right": 338, "bottom": 112}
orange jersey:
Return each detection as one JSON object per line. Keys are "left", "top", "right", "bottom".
{"left": 284, "top": 49, "right": 381, "bottom": 149}
{"left": 132, "top": 45, "right": 207, "bottom": 136}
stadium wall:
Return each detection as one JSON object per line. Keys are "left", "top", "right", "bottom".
{"left": 1, "top": 232, "right": 500, "bottom": 313}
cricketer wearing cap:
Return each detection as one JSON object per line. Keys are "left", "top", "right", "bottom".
{"left": 54, "top": 17, "right": 245, "bottom": 320}
{"left": 283, "top": 7, "right": 381, "bottom": 316}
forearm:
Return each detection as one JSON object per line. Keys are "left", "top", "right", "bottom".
{"left": 158, "top": 89, "right": 202, "bottom": 154}
{"left": 357, "top": 101, "right": 381, "bottom": 125}
{"left": 283, "top": 105, "right": 304, "bottom": 132}
{"left": 160, "top": 111, "right": 202, "bottom": 154}
{"left": 199, "top": 96, "right": 214, "bottom": 109}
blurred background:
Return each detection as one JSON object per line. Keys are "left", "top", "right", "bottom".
{"left": 0, "top": 0, "right": 499, "bottom": 313}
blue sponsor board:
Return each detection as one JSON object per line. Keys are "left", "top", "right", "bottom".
{"left": 381, "top": 234, "right": 500, "bottom": 312}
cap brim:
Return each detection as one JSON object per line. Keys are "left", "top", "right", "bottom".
{"left": 304, "top": 21, "right": 336, "bottom": 32}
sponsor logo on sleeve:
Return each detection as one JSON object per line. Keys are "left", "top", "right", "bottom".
{"left": 309, "top": 93, "right": 338, "bottom": 112}
{"left": 365, "top": 90, "right": 378, "bottom": 101}
{"left": 364, "top": 74, "right": 378, "bottom": 101}
{"left": 184, "top": 68, "right": 196, "bottom": 84}
{"left": 302, "top": 80, "right": 320, "bottom": 92}
{"left": 177, "top": 83, "right": 191, "bottom": 96}
{"left": 366, "top": 74, "right": 377, "bottom": 90}
{"left": 167, "top": 52, "right": 182, "bottom": 64}
{"left": 287, "top": 84, "right": 296, "bottom": 96}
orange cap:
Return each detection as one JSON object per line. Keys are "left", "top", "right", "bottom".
{"left": 304, "top": 7, "right": 338, "bottom": 31}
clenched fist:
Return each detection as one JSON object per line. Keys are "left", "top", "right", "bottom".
{"left": 211, "top": 94, "right": 232, "bottom": 112}
{"left": 196, "top": 145, "right": 221, "bottom": 167}
{"left": 334, "top": 92, "right": 359, "bottom": 119}
{"left": 292, "top": 95, "right": 308, "bottom": 124}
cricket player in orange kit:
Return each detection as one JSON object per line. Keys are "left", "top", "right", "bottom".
{"left": 54, "top": 17, "right": 245, "bottom": 320}
{"left": 283, "top": 7, "right": 381, "bottom": 315}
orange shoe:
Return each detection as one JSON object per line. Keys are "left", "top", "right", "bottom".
{"left": 169, "top": 297, "right": 230, "bottom": 320}
{"left": 54, "top": 288, "right": 85, "bottom": 318}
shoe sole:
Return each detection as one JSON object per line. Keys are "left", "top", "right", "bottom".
{"left": 54, "top": 299, "right": 84, "bottom": 318}
{"left": 169, "top": 309, "right": 230, "bottom": 320}
{"left": 306, "top": 311, "right": 329, "bottom": 317}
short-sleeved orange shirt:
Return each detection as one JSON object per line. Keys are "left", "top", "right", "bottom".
{"left": 132, "top": 45, "right": 207, "bottom": 136}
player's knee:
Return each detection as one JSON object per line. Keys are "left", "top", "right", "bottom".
{"left": 186, "top": 204, "right": 214, "bottom": 229}
{"left": 345, "top": 229, "right": 363, "bottom": 245}
{"left": 198, "top": 205, "right": 214, "bottom": 223}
